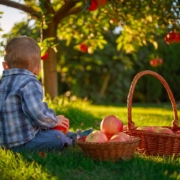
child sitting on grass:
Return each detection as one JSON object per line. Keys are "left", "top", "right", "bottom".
{"left": 0, "top": 36, "right": 92, "bottom": 152}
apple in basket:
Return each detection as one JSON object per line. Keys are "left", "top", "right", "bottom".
{"left": 155, "top": 127, "right": 174, "bottom": 134}
{"left": 152, "top": 126, "right": 162, "bottom": 132}
{"left": 109, "top": 132, "right": 131, "bottom": 142}
{"left": 136, "top": 126, "right": 154, "bottom": 132}
{"left": 100, "top": 115, "right": 123, "bottom": 138}
{"left": 85, "top": 130, "right": 109, "bottom": 143}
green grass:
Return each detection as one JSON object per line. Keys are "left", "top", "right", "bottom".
{"left": 0, "top": 98, "right": 180, "bottom": 180}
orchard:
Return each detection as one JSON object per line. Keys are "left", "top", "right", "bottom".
{"left": 1, "top": 0, "right": 180, "bottom": 101}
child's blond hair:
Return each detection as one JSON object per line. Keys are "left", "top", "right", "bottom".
{"left": 4, "top": 36, "right": 41, "bottom": 72}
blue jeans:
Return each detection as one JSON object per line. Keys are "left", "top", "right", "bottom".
{"left": 11, "top": 130, "right": 74, "bottom": 152}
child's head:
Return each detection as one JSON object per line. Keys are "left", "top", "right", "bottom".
{"left": 3, "top": 36, "right": 41, "bottom": 74}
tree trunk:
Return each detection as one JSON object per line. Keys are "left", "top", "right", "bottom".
{"left": 43, "top": 21, "right": 58, "bottom": 98}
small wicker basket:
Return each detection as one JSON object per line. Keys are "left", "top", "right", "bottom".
{"left": 77, "top": 136, "right": 140, "bottom": 161}
{"left": 127, "top": 70, "right": 180, "bottom": 156}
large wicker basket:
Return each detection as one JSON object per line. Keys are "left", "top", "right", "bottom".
{"left": 127, "top": 70, "right": 180, "bottom": 156}
{"left": 77, "top": 136, "right": 140, "bottom": 161}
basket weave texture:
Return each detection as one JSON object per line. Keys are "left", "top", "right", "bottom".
{"left": 127, "top": 70, "right": 180, "bottom": 156}
{"left": 77, "top": 136, "right": 140, "bottom": 161}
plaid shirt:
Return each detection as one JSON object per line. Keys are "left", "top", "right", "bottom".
{"left": 0, "top": 68, "right": 58, "bottom": 148}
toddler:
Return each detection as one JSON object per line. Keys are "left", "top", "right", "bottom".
{"left": 0, "top": 36, "right": 92, "bottom": 152}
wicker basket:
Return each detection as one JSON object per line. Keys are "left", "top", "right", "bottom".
{"left": 77, "top": 136, "right": 140, "bottom": 161}
{"left": 127, "top": 70, "right": 180, "bottom": 156}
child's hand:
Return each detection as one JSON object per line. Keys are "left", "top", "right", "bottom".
{"left": 55, "top": 115, "right": 69, "bottom": 130}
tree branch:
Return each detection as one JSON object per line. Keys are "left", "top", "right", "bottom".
{"left": 0, "top": 0, "right": 39, "bottom": 19}
{"left": 64, "top": 6, "right": 82, "bottom": 17}
{"left": 53, "top": 0, "right": 80, "bottom": 25}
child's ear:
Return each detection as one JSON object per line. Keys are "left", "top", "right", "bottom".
{"left": 33, "top": 65, "right": 41, "bottom": 75}
{"left": 2, "top": 61, "right": 9, "bottom": 70}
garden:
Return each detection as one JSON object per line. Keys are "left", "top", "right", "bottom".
{"left": 1, "top": 0, "right": 180, "bottom": 180}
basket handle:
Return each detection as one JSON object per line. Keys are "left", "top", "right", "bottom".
{"left": 127, "top": 70, "right": 178, "bottom": 132}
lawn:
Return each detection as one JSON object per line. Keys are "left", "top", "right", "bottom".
{"left": 0, "top": 99, "right": 180, "bottom": 180}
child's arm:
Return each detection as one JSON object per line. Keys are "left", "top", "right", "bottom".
{"left": 21, "top": 81, "right": 66, "bottom": 129}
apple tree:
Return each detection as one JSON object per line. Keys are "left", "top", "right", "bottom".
{"left": 0, "top": 0, "right": 180, "bottom": 98}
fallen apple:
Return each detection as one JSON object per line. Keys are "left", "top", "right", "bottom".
{"left": 85, "top": 130, "right": 108, "bottom": 143}
{"left": 52, "top": 126, "right": 68, "bottom": 134}
{"left": 109, "top": 134, "right": 126, "bottom": 143}
{"left": 100, "top": 115, "right": 123, "bottom": 138}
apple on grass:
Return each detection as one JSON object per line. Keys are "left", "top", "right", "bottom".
{"left": 100, "top": 115, "right": 123, "bottom": 138}
{"left": 85, "top": 130, "right": 108, "bottom": 143}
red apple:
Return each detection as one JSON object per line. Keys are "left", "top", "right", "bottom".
{"left": 80, "top": 43, "right": 88, "bottom": 53}
{"left": 88, "top": 0, "right": 98, "bottom": 11}
{"left": 109, "top": 134, "right": 126, "bottom": 143}
{"left": 164, "top": 31, "right": 180, "bottom": 44}
{"left": 113, "top": 132, "right": 131, "bottom": 141}
{"left": 156, "top": 128, "right": 173, "bottom": 134}
{"left": 123, "top": 124, "right": 128, "bottom": 131}
{"left": 41, "top": 52, "right": 48, "bottom": 60}
{"left": 136, "top": 126, "right": 154, "bottom": 132}
{"left": 52, "top": 126, "right": 68, "bottom": 134}
{"left": 85, "top": 130, "right": 108, "bottom": 143}
{"left": 152, "top": 126, "right": 162, "bottom": 132}
{"left": 176, "top": 130, "right": 180, "bottom": 134}
{"left": 96, "top": 0, "right": 108, "bottom": 6}
{"left": 100, "top": 115, "right": 123, "bottom": 138}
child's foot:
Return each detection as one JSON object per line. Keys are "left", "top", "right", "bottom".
{"left": 76, "top": 128, "right": 93, "bottom": 139}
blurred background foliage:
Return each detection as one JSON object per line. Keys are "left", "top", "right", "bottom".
{"left": 0, "top": 0, "right": 180, "bottom": 104}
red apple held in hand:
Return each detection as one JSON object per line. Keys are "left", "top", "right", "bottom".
{"left": 85, "top": 130, "right": 108, "bottom": 143}
{"left": 109, "top": 134, "right": 126, "bottom": 143}
{"left": 156, "top": 128, "right": 173, "bottom": 134}
{"left": 100, "top": 115, "right": 123, "bottom": 138}
{"left": 113, "top": 132, "right": 131, "bottom": 141}
{"left": 52, "top": 126, "right": 68, "bottom": 134}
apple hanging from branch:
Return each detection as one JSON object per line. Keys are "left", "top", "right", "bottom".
{"left": 41, "top": 52, "right": 48, "bottom": 61}
{"left": 79, "top": 43, "right": 89, "bottom": 53}
{"left": 88, "top": 0, "right": 98, "bottom": 11}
